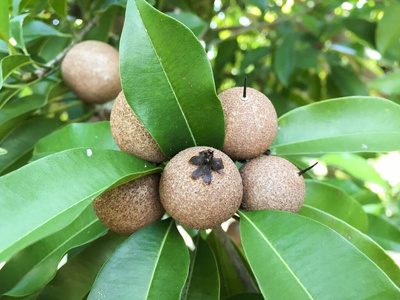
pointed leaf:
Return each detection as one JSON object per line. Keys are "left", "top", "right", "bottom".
{"left": 1, "top": 55, "right": 32, "bottom": 89}
{"left": 0, "top": 205, "right": 107, "bottom": 296}
{"left": 22, "top": 21, "right": 71, "bottom": 42}
{"left": 270, "top": 97, "right": 400, "bottom": 155}
{"left": 304, "top": 180, "right": 368, "bottom": 232}
{"left": 367, "top": 214, "right": 400, "bottom": 252}
{"left": 49, "top": 0, "right": 67, "bottom": 17}
{"left": 368, "top": 71, "right": 400, "bottom": 95}
{"left": 88, "top": 219, "right": 190, "bottom": 300}
{"left": 300, "top": 205, "right": 400, "bottom": 287}
{"left": 0, "top": 148, "right": 162, "bottom": 261}
{"left": 239, "top": 210, "right": 400, "bottom": 300}
{"left": 182, "top": 235, "right": 219, "bottom": 300}
{"left": 120, "top": 0, "right": 224, "bottom": 157}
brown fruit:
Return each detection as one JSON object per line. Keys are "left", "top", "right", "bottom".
{"left": 240, "top": 156, "right": 305, "bottom": 213}
{"left": 93, "top": 174, "right": 164, "bottom": 235}
{"left": 61, "top": 40, "right": 121, "bottom": 104}
{"left": 218, "top": 87, "right": 278, "bottom": 161}
{"left": 159, "top": 146, "right": 243, "bottom": 229}
{"left": 110, "top": 91, "right": 168, "bottom": 163}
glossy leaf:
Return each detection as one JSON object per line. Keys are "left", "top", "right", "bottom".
{"left": 49, "top": 0, "right": 67, "bottom": 17}
{"left": 88, "top": 219, "right": 190, "bottom": 300}
{"left": 304, "top": 180, "right": 368, "bottom": 232}
{"left": 0, "top": 0, "right": 9, "bottom": 41}
{"left": 367, "top": 214, "right": 400, "bottom": 252}
{"left": 120, "top": 0, "right": 225, "bottom": 157}
{"left": 167, "top": 12, "right": 207, "bottom": 37}
{"left": 274, "top": 34, "right": 297, "bottom": 86}
{"left": 0, "top": 117, "right": 64, "bottom": 175}
{"left": 0, "top": 54, "right": 32, "bottom": 89}
{"left": 33, "top": 122, "right": 119, "bottom": 159}
{"left": 37, "top": 232, "right": 127, "bottom": 300}
{"left": 206, "top": 231, "right": 246, "bottom": 299}
{"left": 368, "top": 71, "right": 400, "bottom": 95}
{"left": 0, "top": 94, "right": 46, "bottom": 141}
{"left": 0, "top": 205, "right": 107, "bottom": 297}
{"left": 300, "top": 205, "right": 400, "bottom": 287}
{"left": 0, "top": 148, "right": 162, "bottom": 261}
{"left": 10, "top": 14, "right": 29, "bottom": 52}
{"left": 0, "top": 147, "right": 6, "bottom": 155}
{"left": 182, "top": 235, "right": 219, "bottom": 300}
{"left": 320, "top": 153, "right": 389, "bottom": 189}
{"left": 23, "top": 21, "right": 71, "bottom": 42}
{"left": 376, "top": 4, "right": 400, "bottom": 55}
{"left": 239, "top": 210, "right": 400, "bottom": 299}
{"left": 270, "top": 97, "right": 400, "bottom": 155}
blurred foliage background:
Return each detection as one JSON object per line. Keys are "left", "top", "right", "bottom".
{"left": 1, "top": 0, "right": 400, "bottom": 254}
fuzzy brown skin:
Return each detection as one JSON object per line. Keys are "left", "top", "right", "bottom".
{"left": 218, "top": 87, "right": 278, "bottom": 161}
{"left": 61, "top": 40, "right": 121, "bottom": 104}
{"left": 110, "top": 92, "right": 168, "bottom": 163}
{"left": 160, "top": 146, "right": 243, "bottom": 230}
{"left": 240, "top": 156, "right": 305, "bottom": 213}
{"left": 93, "top": 174, "right": 164, "bottom": 235}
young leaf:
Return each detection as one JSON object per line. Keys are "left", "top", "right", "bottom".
{"left": 182, "top": 235, "right": 220, "bottom": 300}
{"left": 0, "top": 205, "right": 107, "bottom": 297}
{"left": 300, "top": 205, "right": 400, "bottom": 287}
{"left": 88, "top": 219, "right": 190, "bottom": 300}
{"left": 270, "top": 97, "right": 400, "bottom": 155}
{"left": 367, "top": 214, "right": 400, "bottom": 252}
{"left": 304, "top": 180, "right": 368, "bottom": 232}
{"left": 37, "top": 232, "right": 127, "bottom": 300}
{"left": 0, "top": 148, "right": 162, "bottom": 261}
{"left": 120, "top": 0, "right": 224, "bottom": 157}
{"left": 239, "top": 210, "right": 400, "bottom": 299}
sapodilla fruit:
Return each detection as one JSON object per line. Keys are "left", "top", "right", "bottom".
{"left": 159, "top": 146, "right": 243, "bottom": 229}
{"left": 61, "top": 40, "right": 121, "bottom": 104}
{"left": 240, "top": 156, "right": 305, "bottom": 213}
{"left": 218, "top": 85, "right": 278, "bottom": 161}
{"left": 93, "top": 174, "right": 164, "bottom": 235}
{"left": 110, "top": 91, "right": 168, "bottom": 163}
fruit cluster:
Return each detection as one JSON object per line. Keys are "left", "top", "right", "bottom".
{"left": 61, "top": 41, "right": 314, "bottom": 234}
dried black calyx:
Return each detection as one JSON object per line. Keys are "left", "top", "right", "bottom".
{"left": 298, "top": 162, "right": 318, "bottom": 176}
{"left": 263, "top": 149, "right": 271, "bottom": 156}
{"left": 189, "top": 150, "right": 224, "bottom": 184}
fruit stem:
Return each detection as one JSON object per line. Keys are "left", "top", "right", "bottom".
{"left": 298, "top": 162, "right": 318, "bottom": 176}
{"left": 213, "top": 226, "right": 259, "bottom": 293}
{"left": 242, "top": 77, "right": 248, "bottom": 100}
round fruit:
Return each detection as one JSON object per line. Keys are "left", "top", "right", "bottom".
{"left": 240, "top": 156, "right": 305, "bottom": 213}
{"left": 110, "top": 91, "right": 168, "bottom": 163}
{"left": 61, "top": 40, "right": 121, "bottom": 104}
{"left": 159, "top": 146, "right": 243, "bottom": 229}
{"left": 218, "top": 87, "right": 278, "bottom": 161}
{"left": 93, "top": 174, "right": 164, "bottom": 235}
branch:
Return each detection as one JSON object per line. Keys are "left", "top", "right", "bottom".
{"left": 213, "top": 226, "right": 259, "bottom": 293}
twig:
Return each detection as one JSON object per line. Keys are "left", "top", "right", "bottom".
{"left": 213, "top": 226, "right": 259, "bottom": 293}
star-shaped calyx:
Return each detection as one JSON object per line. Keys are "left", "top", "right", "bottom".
{"left": 189, "top": 149, "right": 225, "bottom": 184}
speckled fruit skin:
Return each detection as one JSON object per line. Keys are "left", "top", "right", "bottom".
{"left": 240, "top": 156, "right": 305, "bottom": 213}
{"left": 110, "top": 91, "right": 168, "bottom": 164}
{"left": 93, "top": 174, "right": 164, "bottom": 235}
{"left": 218, "top": 87, "right": 278, "bottom": 161}
{"left": 160, "top": 146, "right": 243, "bottom": 230}
{"left": 61, "top": 40, "right": 121, "bottom": 104}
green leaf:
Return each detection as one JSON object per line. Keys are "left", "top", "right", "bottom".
{"left": 22, "top": 20, "right": 71, "bottom": 42}
{"left": 33, "top": 122, "right": 119, "bottom": 160}
{"left": 88, "top": 219, "right": 190, "bottom": 300}
{"left": 182, "top": 235, "right": 219, "bottom": 300}
{"left": 84, "top": 6, "right": 118, "bottom": 42}
{"left": 120, "top": 0, "right": 225, "bottom": 157}
{"left": 49, "top": 0, "right": 67, "bottom": 17}
{"left": 367, "top": 214, "right": 400, "bottom": 252}
{"left": 225, "top": 293, "right": 264, "bottom": 300}
{"left": 10, "top": 14, "right": 29, "bottom": 52}
{"left": 0, "top": 205, "right": 107, "bottom": 297}
{"left": 206, "top": 231, "right": 246, "bottom": 299}
{"left": 270, "top": 97, "right": 400, "bottom": 155}
{"left": 166, "top": 12, "right": 207, "bottom": 37}
{"left": 274, "top": 34, "right": 297, "bottom": 86}
{"left": 239, "top": 210, "right": 400, "bottom": 299}
{"left": 0, "top": 117, "right": 64, "bottom": 175}
{"left": 320, "top": 153, "right": 389, "bottom": 189}
{"left": 0, "top": 147, "right": 6, "bottom": 155}
{"left": 94, "top": 0, "right": 127, "bottom": 12}
{"left": 0, "top": 94, "right": 47, "bottom": 141}
{"left": 37, "top": 232, "right": 127, "bottom": 300}
{"left": 0, "top": 54, "right": 32, "bottom": 90}
{"left": 299, "top": 205, "right": 400, "bottom": 287}
{"left": 304, "top": 180, "right": 368, "bottom": 232}
{"left": 0, "top": 148, "right": 162, "bottom": 261}
{"left": 368, "top": 71, "right": 400, "bottom": 95}
{"left": 330, "top": 66, "right": 369, "bottom": 96}
{"left": 0, "top": 0, "right": 10, "bottom": 41}
{"left": 376, "top": 4, "right": 400, "bottom": 56}
{"left": 343, "top": 18, "right": 376, "bottom": 47}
